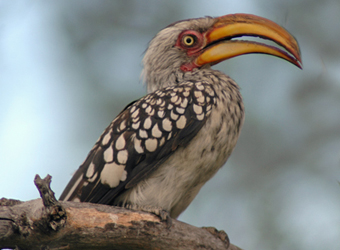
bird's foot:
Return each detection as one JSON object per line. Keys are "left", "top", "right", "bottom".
{"left": 124, "top": 203, "right": 172, "bottom": 228}
{"left": 202, "top": 226, "right": 230, "bottom": 248}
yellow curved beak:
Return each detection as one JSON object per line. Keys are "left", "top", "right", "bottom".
{"left": 196, "top": 13, "right": 302, "bottom": 69}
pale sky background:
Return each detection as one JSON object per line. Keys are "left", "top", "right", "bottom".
{"left": 1, "top": 1, "right": 340, "bottom": 249}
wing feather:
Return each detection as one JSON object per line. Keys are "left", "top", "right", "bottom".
{"left": 59, "top": 81, "right": 216, "bottom": 205}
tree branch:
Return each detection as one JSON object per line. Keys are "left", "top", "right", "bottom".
{"left": 0, "top": 175, "right": 243, "bottom": 250}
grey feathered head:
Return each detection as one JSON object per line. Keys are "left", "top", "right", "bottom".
{"left": 142, "top": 14, "right": 302, "bottom": 93}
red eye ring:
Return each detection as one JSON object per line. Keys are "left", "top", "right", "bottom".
{"left": 176, "top": 30, "right": 204, "bottom": 52}
{"left": 182, "top": 34, "right": 197, "bottom": 47}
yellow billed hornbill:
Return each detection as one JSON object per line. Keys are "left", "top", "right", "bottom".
{"left": 60, "top": 13, "right": 301, "bottom": 221}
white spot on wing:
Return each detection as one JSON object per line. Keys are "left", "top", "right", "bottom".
{"left": 167, "top": 132, "right": 172, "bottom": 140}
{"left": 175, "top": 97, "right": 182, "bottom": 105}
{"left": 171, "top": 95, "right": 178, "bottom": 103}
{"left": 120, "top": 120, "right": 126, "bottom": 131}
{"left": 194, "top": 91, "right": 202, "bottom": 98}
{"left": 148, "top": 108, "right": 155, "bottom": 116}
{"left": 193, "top": 104, "right": 203, "bottom": 114}
{"left": 143, "top": 117, "right": 152, "bottom": 129}
{"left": 115, "top": 134, "right": 126, "bottom": 150}
{"left": 134, "top": 137, "right": 144, "bottom": 153}
{"left": 152, "top": 123, "right": 162, "bottom": 138}
{"left": 176, "top": 107, "right": 185, "bottom": 114}
{"left": 180, "top": 98, "right": 188, "bottom": 108}
{"left": 183, "top": 90, "right": 190, "bottom": 97}
{"left": 132, "top": 121, "right": 140, "bottom": 130}
{"left": 103, "top": 146, "right": 113, "bottom": 162}
{"left": 102, "top": 132, "right": 111, "bottom": 146}
{"left": 197, "top": 113, "right": 205, "bottom": 120}
{"left": 197, "top": 95, "right": 205, "bottom": 103}
{"left": 131, "top": 109, "right": 139, "bottom": 118}
{"left": 196, "top": 83, "right": 204, "bottom": 90}
{"left": 100, "top": 162, "right": 126, "bottom": 188}
{"left": 150, "top": 99, "right": 156, "bottom": 105}
{"left": 158, "top": 110, "right": 165, "bottom": 118}
{"left": 130, "top": 106, "right": 136, "bottom": 113}
{"left": 162, "top": 118, "right": 172, "bottom": 132}
{"left": 170, "top": 110, "right": 178, "bottom": 120}
{"left": 117, "top": 150, "right": 128, "bottom": 164}
{"left": 160, "top": 100, "right": 165, "bottom": 107}
{"left": 88, "top": 171, "right": 98, "bottom": 182}
{"left": 120, "top": 170, "right": 127, "bottom": 182}
{"left": 139, "top": 129, "right": 148, "bottom": 138}
{"left": 86, "top": 162, "right": 95, "bottom": 178}
{"left": 176, "top": 115, "right": 186, "bottom": 129}
{"left": 159, "top": 137, "right": 165, "bottom": 146}
{"left": 145, "top": 106, "right": 152, "bottom": 114}
{"left": 145, "top": 138, "right": 158, "bottom": 152}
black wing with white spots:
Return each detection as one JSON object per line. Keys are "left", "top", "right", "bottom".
{"left": 59, "top": 81, "right": 217, "bottom": 204}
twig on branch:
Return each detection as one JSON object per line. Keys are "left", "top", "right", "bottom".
{"left": 34, "top": 174, "right": 67, "bottom": 231}
{"left": 0, "top": 174, "right": 243, "bottom": 250}
{"left": 34, "top": 174, "right": 58, "bottom": 207}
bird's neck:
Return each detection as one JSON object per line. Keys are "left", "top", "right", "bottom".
{"left": 144, "top": 67, "right": 237, "bottom": 94}
{"left": 143, "top": 67, "right": 184, "bottom": 93}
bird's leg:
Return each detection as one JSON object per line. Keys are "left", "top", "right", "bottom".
{"left": 124, "top": 203, "right": 172, "bottom": 228}
{"left": 202, "top": 227, "right": 230, "bottom": 248}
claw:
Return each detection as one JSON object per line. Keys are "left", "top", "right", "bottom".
{"left": 124, "top": 203, "right": 172, "bottom": 228}
{"left": 202, "top": 226, "right": 230, "bottom": 248}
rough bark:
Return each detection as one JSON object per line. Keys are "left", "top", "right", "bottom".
{"left": 0, "top": 175, "right": 243, "bottom": 250}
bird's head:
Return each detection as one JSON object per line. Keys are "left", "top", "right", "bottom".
{"left": 143, "top": 13, "right": 302, "bottom": 92}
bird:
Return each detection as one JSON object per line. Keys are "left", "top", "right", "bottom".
{"left": 59, "top": 13, "right": 301, "bottom": 222}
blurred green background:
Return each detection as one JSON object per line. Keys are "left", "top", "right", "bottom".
{"left": 1, "top": 1, "right": 339, "bottom": 249}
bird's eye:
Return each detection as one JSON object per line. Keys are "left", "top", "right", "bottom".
{"left": 182, "top": 35, "right": 196, "bottom": 47}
